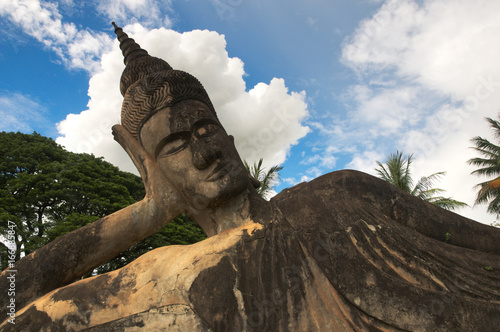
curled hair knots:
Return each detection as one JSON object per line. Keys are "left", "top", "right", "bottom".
{"left": 121, "top": 70, "right": 216, "bottom": 140}
{"left": 120, "top": 56, "right": 172, "bottom": 96}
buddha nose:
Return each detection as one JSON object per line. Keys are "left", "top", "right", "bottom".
{"left": 191, "top": 139, "right": 222, "bottom": 170}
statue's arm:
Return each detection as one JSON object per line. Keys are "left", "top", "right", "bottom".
{"left": 358, "top": 170, "right": 500, "bottom": 255}
{"left": 298, "top": 170, "right": 500, "bottom": 256}
{"left": 389, "top": 190, "right": 500, "bottom": 255}
{"left": 0, "top": 198, "right": 181, "bottom": 313}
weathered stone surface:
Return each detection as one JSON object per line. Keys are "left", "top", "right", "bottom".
{"left": 3, "top": 170, "right": 500, "bottom": 331}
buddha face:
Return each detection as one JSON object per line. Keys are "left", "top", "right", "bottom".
{"left": 140, "top": 99, "right": 249, "bottom": 210}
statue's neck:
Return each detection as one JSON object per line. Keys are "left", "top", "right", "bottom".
{"left": 191, "top": 187, "right": 269, "bottom": 237}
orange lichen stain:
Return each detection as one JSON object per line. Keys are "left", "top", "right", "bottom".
{"left": 351, "top": 227, "right": 425, "bottom": 288}
{"left": 375, "top": 237, "right": 448, "bottom": 291}
{"left": 299, "top": 242, "right": 357, "bottom": 331}
{"left": 367, "top": 236, "right": 421, "bottom": 286}
{"left": 241, "top": 220, "right": 264, "bottom": 233}
{"left": 38, "top": 299, "right": 79, "bottom": 324}
{"left": 348, "top": 232, "right": 386, "bottom": 272}
{"left": 374, "top": 237, "right": 407, "bottom": 263}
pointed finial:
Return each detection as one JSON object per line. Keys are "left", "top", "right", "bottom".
{"left": 112, "top": 22, "right": 173, "bottom": 96}
{"left": 112, "top": 22, "right": 149, "bottom": 65}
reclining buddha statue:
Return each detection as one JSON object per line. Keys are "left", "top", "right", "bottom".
{"left": 1, "top": 23, "right": 500, "bottom": 331}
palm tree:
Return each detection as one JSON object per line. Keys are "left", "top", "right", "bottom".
{"left": 468, "top": 116, "right": 500, "bottom": 218}
{"left": 244, "top": 158, "right": 283, "bottom": 199}
{"left": 376, "top": 151, "right": 467, "bottom": 211}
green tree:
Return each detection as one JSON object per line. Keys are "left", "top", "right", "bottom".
{"left": 468, "top": 117, "right": 500, "bottom": 218}
{"left": 0, "top": 132, "right": 206, "bottom": 272}
{"left": 244, "top": 158, "right": 283, "bottom": 198}
{"left": 375, "top": 151, "right": 467, "bottom": 211}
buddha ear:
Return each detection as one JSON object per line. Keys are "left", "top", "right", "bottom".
{"left": 112, "top": 123, "right": 182, "bottom": 201}
{"left": 112, "top": 124, "right": 152, "bottom": 182}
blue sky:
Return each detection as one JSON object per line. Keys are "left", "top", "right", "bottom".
{"left": 2, "top": 0, "right": 500, "bottom": 224}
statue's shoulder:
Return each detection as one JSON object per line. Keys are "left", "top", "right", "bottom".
{"left": 273, "top": 169, "right": 395, "bottom": 209}
{"left": 276, "top": 169, "right": 392, "bottom": 195}
{"left": 271, "top": 169, "right": 404, "bottom": 232}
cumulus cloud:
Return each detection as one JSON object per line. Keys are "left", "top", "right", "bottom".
{"left": 345, "top": 150, "right": 383, "bottom": 174}
{"left": 0, "top": 0, "right": 112, "bottom": 73}
{"left": 56, "top": 25, "right": 309, "bottom": 174}
{"left": 339, "top": 0, "right": 500, "bottom": 223}
{"left": 343, "top": 0, "right": 500, "bottom": 99}
{"left": 344, "top": 84, "right": 427, "bottom": 135}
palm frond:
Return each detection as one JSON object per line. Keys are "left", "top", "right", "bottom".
{"left": 469, "top": 116, "right": 500, "bottom": 219}
{"left": 411, "top": 172, "right": 445, "bottom": 197}
{"left": 470, "top": 165, "right": 500, "bottom": 177}
{"left": 375, "top": 151, "right": 413, "bottom": 193}
{"left": 244, "top": 158, "right": 283, "bottom": 198}
{"left": 427, "top": 197, "right": 468, "bottom": 211}
{"left": 375, "top": 151, "right": 464, "bottom": 211}
{"left": 486, "top": 117, "right": 500, "bottom": 139}
{"left": 469, "top": 136, "right": 500, "bottom": 154}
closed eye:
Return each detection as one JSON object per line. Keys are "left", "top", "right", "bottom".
{"left": 193, "top": 119, "right": 221, "bottom": 139}
{"left": 195, "top": 123, "right": 219, "bottom": 138}
{"left": 155, "top": 132, "right": 190, "bottom": 159}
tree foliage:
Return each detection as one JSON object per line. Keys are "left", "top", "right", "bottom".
{"left": 375, "top": 151, "right": 467, "bottom": 211}
{"left": 244, "top": 158, "right": 283, "bottom": 199}
{"left": 0, "top": 132, "right": 206, "bottom": 272}
{"left": 468, "top": 116, "right": 500, "bottom": 218}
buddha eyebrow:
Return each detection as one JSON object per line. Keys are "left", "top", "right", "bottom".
{"left": 154, "top": 131, "right": 189, "bottom": 159}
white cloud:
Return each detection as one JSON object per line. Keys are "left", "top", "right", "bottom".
{"left": 282, "top": 177, "right": 298, "bottom": 186}
{"left": 0, "top": 0, "right": 113, "bottom": 73}
{"left": 0, "top": 92, "right": 49, "bottom": 133}
{"left": 307, "top": 17, "right": 316, "bottom": 27}
{"left": 56, "top": 25, "right": 309, "bottom": 174}
{"left": 300, "top": 150, "right": 336, "bottom": 170}
{"left": 345, "top": 84, "right": 425, "bottom": 135}
{"left": 95, "top": 0, "right": 173, "bottom": 27}
{"left": 300, "top": 175, "right": 313, "bottom": 183}
{"left": 345, "top": 150, "right": 384, "bottom": 175}
{"left": 339, "top": 0, "right": 500, "bottom": 223}
{"left": 306, "top": 166, "right": 323, "bottom": 178}
{"left": 343, "top": 0, "right": 500, "bottom": 100}
{"left": 209, "top": 0, "right": 245, "bottom": 21}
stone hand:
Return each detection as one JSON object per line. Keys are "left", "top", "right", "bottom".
{"left": 112, "top": 124, "right": 185, "bottom": 222}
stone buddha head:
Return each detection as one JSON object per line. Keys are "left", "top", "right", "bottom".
{"left": 113, "top": 23, "right": 249, "bottom": 210}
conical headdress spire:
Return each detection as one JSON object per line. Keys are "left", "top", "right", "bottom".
{"left": 112, "top": 22, "right": 149, "bottom": 65}
{"left": 113, "top": 22, "right": 173, "bottom": 96}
